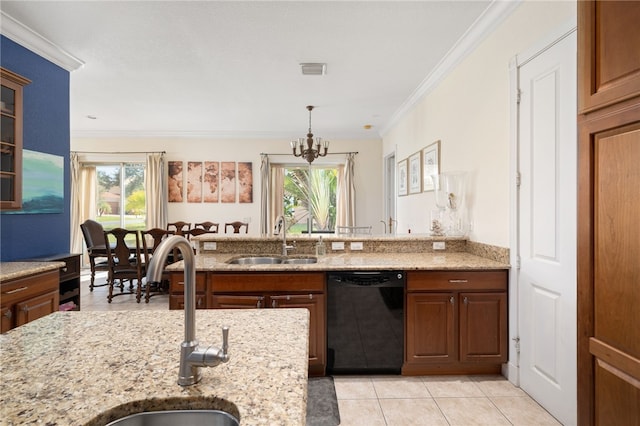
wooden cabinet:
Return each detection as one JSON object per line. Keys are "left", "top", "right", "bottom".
{"left": 404, "top": 270, "right": 507, "bottom": 375}
{"left": 169, "top": 271, "right": 327, "bottom": 376}
{"left": 1, "top": 269, "right": 59, "bottom": 333}
{"left": 577, "top": 3, "right": 640, "bottom": 424}
{"left": 168, "top": 272, "right": 207, "bottom": 310}
{"left": 0, "top": 67, "right": 30, "bottom": 211}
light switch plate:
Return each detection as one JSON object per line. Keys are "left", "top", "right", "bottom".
{"left": 350, "top": 242, "right": 364, "bottom": 250}
{"left": 433, "top": 241, "right": 446, "bottom": 250}
{"left": 203, "top": 242, "right": 217, "bottom": 250}
{"left": 331, "top": 241, "right": 345, "bottom": 250}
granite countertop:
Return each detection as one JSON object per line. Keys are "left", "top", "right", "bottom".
{"left": 0, "top": 261, "right": 65, "bottom": 282}
{"left": 0, "top": 309, "right": 310, "bottom": 425}
{"left": 167, "top": 252, "right": 510, "bottom": 273}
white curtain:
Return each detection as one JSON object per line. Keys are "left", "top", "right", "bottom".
{"left": 70, "top": 153, "right": 97, "bottom": 260}
{"left": 270, "top": 165, "right": 285, "bottom": 232}
{"left": 146, "top": 152, "right": 167, "bottom": 229}
{"left": 336, "top": 153, "right": 356, "bottom": 228}
{"left": 259, "top": 154, "right": 270, "bottom": 236}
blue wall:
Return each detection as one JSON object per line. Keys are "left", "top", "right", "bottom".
{"left": 1, "top": 36, "right": 71, "bottom": 261}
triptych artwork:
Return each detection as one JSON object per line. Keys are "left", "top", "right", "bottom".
{"left": 168, "top": 160, "right": 253, "bottom": 204}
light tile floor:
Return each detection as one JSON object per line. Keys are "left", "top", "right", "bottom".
{"left": 81, "top": 270, "right": 562, "bottom": 425}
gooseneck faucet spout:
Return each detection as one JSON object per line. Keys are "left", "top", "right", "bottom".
{"left": 146, "top": 235, "right": 229, "bottom": 386}
{"left": 276, "top": 215, "right": 295, "bottom": 256}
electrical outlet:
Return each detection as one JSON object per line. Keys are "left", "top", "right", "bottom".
{"left": 203, "top": 242, "right": 217, "bottom": 250}
{"left": 433, "top": 241, "right": 446, "bottom": 250}
{"left": 331, "top": 241, "right": 345, "bottom": 250}
{"left": 350, "top": 242, "right": 364, "bottom": 250}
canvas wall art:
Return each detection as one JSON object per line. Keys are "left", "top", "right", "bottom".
{"left": 203, "top": 161, "right": 219, "bottom": 202}
{"left": 3, "top": 149, "right": 63, "bottom": 214}
{"left": 187, "top": 161, "right": 202, "bottom": 203}
{"left": 220, "top": 161, "right": 236, "bottom": 203}
{"left": 237, "top": 161, "right": 253, "bottom": 203}
{"left": 168, "top": 161, "right": 183, "bottom": 202}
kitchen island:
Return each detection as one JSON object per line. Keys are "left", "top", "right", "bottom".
{"left": 0, "top": 308, "right": 310, "bottom": 425}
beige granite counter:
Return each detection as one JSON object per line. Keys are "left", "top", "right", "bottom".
{"left": 0, "top": 261, "right": 65, "bottom": 282}
{"left": 167, "top": 252, "right": 509, "bottom": 273}
{"left": 0, "top": 309, "right": 309, "bottom": 425}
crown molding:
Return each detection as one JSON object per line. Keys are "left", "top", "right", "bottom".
{"left": 71, "top": 129, "right": 379, "bottom": 140}
{"left": 380, "top": 0, "right": 521, "bottom": 137}
{"left": 1, "top": 11, "right": 84, "bottom": 72}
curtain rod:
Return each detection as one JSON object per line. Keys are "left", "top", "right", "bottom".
{"left": 71, "top": 150, "right": 166, "bottom": 154}
{"left": 260, "top": 151, "right": 358, "bottom": 156}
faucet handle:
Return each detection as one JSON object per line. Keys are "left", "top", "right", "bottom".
{"left": 222, "top": 326, "right": 229, "bottom": 357}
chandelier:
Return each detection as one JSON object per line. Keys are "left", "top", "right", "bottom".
{"left": 290, "top": 105, "right": 329, "bottom": 164}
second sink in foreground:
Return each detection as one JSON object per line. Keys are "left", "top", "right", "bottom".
{"left": 227, "top": 255, "right": 318, "bottom": 265}
{"left": 106, "top": 410, "right": 239, "bottom": 426}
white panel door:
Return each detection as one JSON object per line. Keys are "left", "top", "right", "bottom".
{"left": 518, "top": 30, "right": 576, "bottom": 426}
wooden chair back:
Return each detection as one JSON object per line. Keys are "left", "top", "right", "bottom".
{"left": 167, "top": 221, "right": 191, "bottom": 237}
{"left": 194, "top": 221, "right": 219, "bottom": 233}
{"left": 225, "top": 221, "right": 249, "bottom": 234}
{"left": 80, "top": 219, "right": 110, "bottom": 290}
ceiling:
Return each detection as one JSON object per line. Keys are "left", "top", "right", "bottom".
{"left": 1, "top": 1, "right": 497, "bottom": 140}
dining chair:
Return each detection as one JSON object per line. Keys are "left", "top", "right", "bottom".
{"left": 103, "top": 228, "right": 149, "bottom": 303}
{"left": 167, "top": 221, "right": 191, "bottom": 237}
{"left": 194, "top": 221, "right": 219, "bottom": 233}
{"left": 141, "top": 228, "right": 173, "bottom": 302}
{"left": 225, "top": 221, "right": 249, "bottom": 234}
{"left": 80, "top": 219, "right": 110, "bottom": 291}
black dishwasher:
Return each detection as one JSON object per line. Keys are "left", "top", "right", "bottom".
{"left": 326, "top": 271, "right": 405, "bottom": 374}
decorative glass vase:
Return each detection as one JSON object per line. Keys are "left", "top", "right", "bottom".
{"left": 433, "top": 172, "right": 467, "bottom": 237}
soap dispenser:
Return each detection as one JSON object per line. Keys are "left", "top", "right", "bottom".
{"left": 315, "top": 236, "right": 326, "bottom": 256}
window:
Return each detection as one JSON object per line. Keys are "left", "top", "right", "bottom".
{"left": 281, "top": 165, "right": 338, "bottom": 234}
{"left": 96, "top": 162, "right": 146, "bottom": 231}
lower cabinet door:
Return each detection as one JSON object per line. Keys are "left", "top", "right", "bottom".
{"left": 15, "top": 290, "right": 59, "bottom": 327}
{"left": 406, "top": 292, "right": 456, "bottom": 364}
{"left": 1, "top": 306, "right": 13, "bottom": 333}
{"left": 169, "top": 294, "right": 206, "bottom": 310}
{"left": 459, "top": 292, "right": 507, "bottom": 363}
{"left": 271, "top": 294, "right": 326, "bottom": 375}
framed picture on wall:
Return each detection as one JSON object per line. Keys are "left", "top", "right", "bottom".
{"left": 422, "top": 140, "right": 440, "bottom": 192}
{"left": 408, "top": 151, "right": 422, "bottom": 194}
{"left": 398, "top": 159, "right": 408, "bottom": 196}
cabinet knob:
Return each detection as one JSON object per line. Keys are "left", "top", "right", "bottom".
{"left": 257, "top": 299, "right": 263, "bottom": 308}
{"left": 450, "top": 296, "right": 454, "bottom": 304}
{"left": 463, "top": 296, "right": 468, "bottom": 304}
{"left": 271, "top": 299, "right": 277, "bottom": 308}
{"left": 3, "top": 310, "right": 11, "bottom": 319}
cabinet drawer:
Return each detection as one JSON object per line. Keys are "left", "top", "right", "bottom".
{"left": 0, "top": 270, "right": 59, "bottom": 305}
{"left": 407, "top": 270, "right": 507, "bottom": 291}
{"left": 15, "top": 289, "right": 59, "bottom": 327}
{"left": 212, "top": 272, "right": 325, "bottom": 293}
{"left": 169, "top": 272, "right": 206, "bottom": 294}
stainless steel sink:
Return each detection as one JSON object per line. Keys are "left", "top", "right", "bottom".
{"left": 227, "top": 256, "right": 283, "bottom": 264}
{"left": 106, "top": 410, "right": 238, "bottom": 426}
{"left": 227, "top": 255, "right": 318, "bottom": 265}
{"left": 283, "top": 257, "right": 318, "bottom": 264}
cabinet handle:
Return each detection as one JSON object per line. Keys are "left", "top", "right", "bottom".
{"left": 5, "top": 286, "right": 29, "bottom": 295}
{"left": 448, "top": 279, "right": 469, "bottom": 283}
{"left": 3, "top": 310, "right": 11, "bottom": 319}
{"left": 62, "top": 267, "right": 68, "bottom": 272}
{"left": 22, "top": 305, "right": 29, "bottom": 312}
{"left": 308, "top": 294, "right": 313, "bottom": 300}
{"left": 463, "top": 296, "right": 468, "bottom": 304}
{"left": 197, "top": 297, "right": 202, "bottom": 307}
{"left": 450, "top": 296, "right": 454, "bottom": 304}
{"left": 272, "top": 299, "right": 278, "bottom": 308}
{"left": 257, "top": 299, "right": 262, "bottom": 308}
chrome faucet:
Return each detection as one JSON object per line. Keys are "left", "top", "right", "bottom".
{"left": 276, "top": 215, "right": 295, "bottom": 256}
{"left": 146, "top": 235, "right": 229, "bottom": 386}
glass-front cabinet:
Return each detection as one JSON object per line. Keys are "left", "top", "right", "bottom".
{"left": 1, "top": 67, "right": 31, "bottom": 210}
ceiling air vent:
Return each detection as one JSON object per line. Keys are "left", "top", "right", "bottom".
{"left": 300, "top": 63, "right": 327, "bottom": 76}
